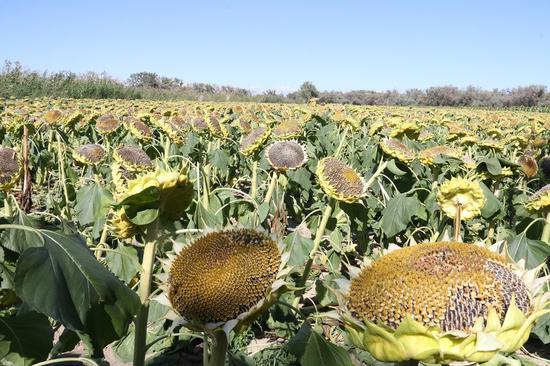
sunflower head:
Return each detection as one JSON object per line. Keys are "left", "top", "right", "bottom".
{"left": 518, "top": 154, "right": 538, "bottom": 178}
{"left": 540, "top": 156, "right": 550, "bottom": 180}
{"left": 73, "top": 144, "right": 106, "bottom": 165}
{"left": 272, "top": 119, "right": 302, "bottom": 139}
{"left": 379, "top": 138, "right": 415, "bottom": 163}
{"left": 44, "top": 109, "right": 63, "bottom": 125}
{"left": 0, "top": 147, "right": 20, "bottom": 191}
{"left": 342, "top": 242, "right": 549, "bottom": 364}
{"left": 525, "top": 184, "right": 550, "bottom": 212}
{"left": 316, "top": 157, "right": 366, "bottom": 203}
{"left": 114, "top": 145, "right": 153, "bottom": 172}
{"left": 265, "top": 140, "right": 307, "bottom": 172}
{"left": 418, "top": 145, "right": 460, "bottom": 166}
{"left": 96, "top": 114, "right": 120, "bottom": 134}
{"left": 168, "top": 228, "right": 285, "bottom": 331}
{"left": 125, "top": 116, "right": 153, "bottom": 141}
{"left": 437, "top": 177, "right": 486, "bottom": 220}
{"left": 239, "top": 126, "right": 271, "bottom": 156}
{"left": 111, "top": 208, "right": 139, "bottom": 239}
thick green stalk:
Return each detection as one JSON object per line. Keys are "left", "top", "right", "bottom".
{"left": 250, "top": 160, "right": 258, "bottom": 200}
{"left": 56, "top": 133, "right": 72, "bottom": 220}
{"left": 542, "top": 211, "right": 550, "bottom": 244}
{"left": 264, "top": 171, "right": 278, "bottom": 204}
{"left": 334, "top": 126, "right": 349, "bottom": 157}
{"left": 453, "top": 204, "right": 462, "bottom": 242}
{"left": 133, "top": 223, "right": 159, "bottom": 366}
{"left": 205, "top": 330, "right": 228, "bottom": 366}
{"left": 292, "top": 198, "right": 335, "bottom": 308}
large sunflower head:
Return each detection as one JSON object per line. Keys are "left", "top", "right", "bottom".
{"left": 239, "top": 126, "right": 271, "bottom": 156}
{"left": 113, "top": 145, "right": 153, "bottom": 172}
{"left": 0, "top": 147, "right": 20, "bottom": 191}
{"left": 73, "top": 144, "right": 106, "bottom": 166}
{"left": 168, "top": 228, "right": 288, "bottom": 332}
{"left": 316, "top": 157, "right": 366, "bottom": 203}
{"left": 379, "top": 138, "right": 416, "bottom": 163}
{"left": 437, "top": 177, "right": 486, "bottom": 220}
{"left": 95, "top": 114, "right": 120, "bottom": 134}
{"left": 517, "top": 154, "right": 538, "bottom": 178}
{"left": 125, "top": 116, "right": 153, "bottom": 142}
{"left": 340, "top": 242, "right": 549, "bottom": 364}
{"left": 265, "top": 140, "right": 307, "bottom": 172}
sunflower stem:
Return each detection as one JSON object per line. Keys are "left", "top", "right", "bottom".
{"left": 542, "top": 211, "right": 550, "bottom": 244}
{"left": 163, "top": 136, "right": 171, "bottom": 165}
{"left": 133, "top": 222, "right": 159, "bottom": 366}
{"left": 334, "top": 126, "right": 349, "bottom": 157}
{"left": 251, "top": 159, "right": 258, "bottom": 200}
{"left": 264, "top": 171, "right": 278, "bottom": 204}
{"left": 206, "top": 330, "right": 228, "bottom": 366}
{"left": 293, "top": 198, "right": 335, "bottom": 308}
{"left": 3, "top": 195, "right": 12, "bottom": 217}
{"left": 453, "top": 204, "right": 462, "bottom": 242}
{"left": 56, "top": 133, "right": 72, "bottom": 220}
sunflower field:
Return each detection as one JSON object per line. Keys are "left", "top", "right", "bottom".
{"left": 0, "top": 97, "right": 549, "bottom": 366}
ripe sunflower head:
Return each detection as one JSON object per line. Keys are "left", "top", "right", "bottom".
{"left": 272, "top": 119, "right": 302, "bottom": 139}
{"left": 265, "top": 140, "right": 307, "bottom": 172}
{"left": 125, "top": 116, "right": 153, "bottom": 142}
{"left": 73, "top": 144, "right": 106, "bottom": 165}
{"left": 339, "top": 242, "right": 550, "bottom": 364}
{"left": 437, "top": 177, "right": 486, "bottom": 220}
{"left": 44, "top": 109, "right": 63, "bottom": 125}
{"left": 316, "top": 157, "right": 366, "bottom": 203}
{"left": 113, "top": 145, "right": 153, "bottom": 172}
{"left": 167, "top": 228, "right": 289, "bottom": 332}
{"left": 0, "top": 147, "right": 20, "bottom": 191}
{"left": 525, "top": 184, "right": 550, "bottom": 212}
{"left": 379, "top": 138, "right": 415, "bottom": 163}
{"left": 239, "top": 126, "right": 271, "bottom": 156}
{"left": 111, "top": 208, "right": 139, "bottom": 239}
{"left": 418, "top": 145, "right": 460, "bottom": 166}
{"left": 95, "top": 114, "right": 120, "bottom": 134}
{"left": 518, "top": 154, "right": 538, "bottom": 178}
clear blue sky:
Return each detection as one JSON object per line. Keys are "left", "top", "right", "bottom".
{"left": 1, "top": 0, "right": 548, "bottom": 93}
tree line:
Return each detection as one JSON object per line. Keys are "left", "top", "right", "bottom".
{"left": 1, "top": 61, "right": 549, "bottom": 109}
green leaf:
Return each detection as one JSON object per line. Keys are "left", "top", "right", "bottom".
{"left": 105, "top": 244, "right": 140, "bottom": 283}
{"left": 532, "top": 313, "right": 550, "bottom": 344}
{"left": 75, "top": 182, "right": 114, "bottom": 238}
{"left": 478, "top": 157, "right": 502, "bottom": 175}
{"left": 257, "top": 202, "right": 270, "bottom": 223}
{"left": 284, "top": 230, "right": 313, "bottom": 266}
{"left": 119, "top": 186, "right": 161, "bottom": 226}
{"left": 480, "top": 182, "right": 501, "bottom": 219}
{"left": 296, "top": 324, "right": 353, "bottom": 366}
{"left": 381, "top": 194, "right": 424, "bottom": 237}
{"left": 209, "top": 149, "right": 230, "bottom": 172}
{"left": 0, "top": 210, "right": 43, "bottom": 254}
{"left": 0, "top": 311, "right": 53, "bottom": 365}
{"left": 14, "top": 230, "right": 140, "bottom": 351}
{"left": 507, "top": 232, "right": 550, "bottom": 270}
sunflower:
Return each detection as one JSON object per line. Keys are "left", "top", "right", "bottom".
{"left": 0, "top": 147, "right": 20, "bottom": 191}
{"left": 525, "top": 184, "right": 550, "bottom": 212}
{"left": 113, "top": 145, "right": 153, "bottom": 172}
{"left": 339, "top": 242, "right": 550, "bottom": 364}
{"left": 73, "top": 144, "right": 106, "bottom": 165}
{"left": 265, "top": 140, "right": 307, "bottom": 172}
{"left": 437, "top": 177, "right": 485, "bottom": 220}
{"left": 316, "top": 157, "right": 366, "bottom": 203}
{"left": 418, "top": 145, "right": 460, "bottom": 166}
{"left": 518, "top": 154, "right": 538, "bottom": 178}
{"left": 272, "top": 119, "right": 302, "bottom": 139}
{"left": 239, "top": 126, "right": 271, "bottom": 156}
{"left": 95, "top": 114, "right": 120, "bottom": 134}
{"left": 379, "top": 138, "right": 415, "bottom": 163}
{"left": 125, "top": 116, "right": 153, "bottom": 142}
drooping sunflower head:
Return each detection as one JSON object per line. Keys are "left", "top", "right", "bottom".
{"left": 437, "top": 177, "right": 485, "bottom": 220}
{"left": 316, "top": 157, "right": 366, "bottom": 203}
{"left": 113, "top": 145, "right": 153, "bottom": 172}
{"left": 0, "top": 147, "right": 20, "bottom": 191}
{"left": 168, "top": 228, "right": 283, "bottom": 329}
{"left": 110, "top": 208, "right": 139, "bottom": 239}
{"left": 265, "top": 140, "right": 307, "bottom": 172}
{"left": 525, "top": 184, "right": 550, "bottom": 212}
{"left": 73, "top": 144, "right": 106, "bottom": 165}
{"left": 95, "top": 114, "right": 120, "bottom": 134}
{"left": 44, "top": 109, "right": 63, "bottom": 125}
{"left": 342, "top": 242, "right": 549, "bottom": 364}
{"left": 517, "top": 154, "right": 538, "bottom": 178}
{"left": 272, "top": 119, "right": 302, "bottom": 139}
{"left": 239, "top": 126, "right": 271, "bottom": 156}
{"left": 125, "top": 116, "right": 153, "bottom": 141}
{"left": 379, "top": 138, "right": 415, "bottom": 163}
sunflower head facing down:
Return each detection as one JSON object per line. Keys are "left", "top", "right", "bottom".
{"left": 73, "top": 144, "right": 106, "bottom": 165}
{"left": 0, "top": 147, "right": 21, "bottom": 191}
{"left": 379, "top": 138, "right": 416, "bottom": 163}
{"left": 167, "top": 228, "right": 290, "bottom": 333}
{"left": 437, "top": 177, "right": 486, "bottom": 220}
{"left": 339, "top": 242, "right": 550, "bottom": 365}
{"left": 114, "top": 145, "right": 153, "bottom": 172}
{"left": 265, "top": 140, "right": 307, "bottom": 172}
{"left": 316, "top": 157, "right": 366, "bottom": 203}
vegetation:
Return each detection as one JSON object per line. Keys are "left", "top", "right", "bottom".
{"left": 2, "top": 61, "right": 549, "bottom": 109}
{"left": 0, "top": 96, "right": 548, "bottom": 365}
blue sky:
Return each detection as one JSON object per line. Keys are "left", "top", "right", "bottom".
{"left": 1, "top": 0, "right": 548, "bottom": 93}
